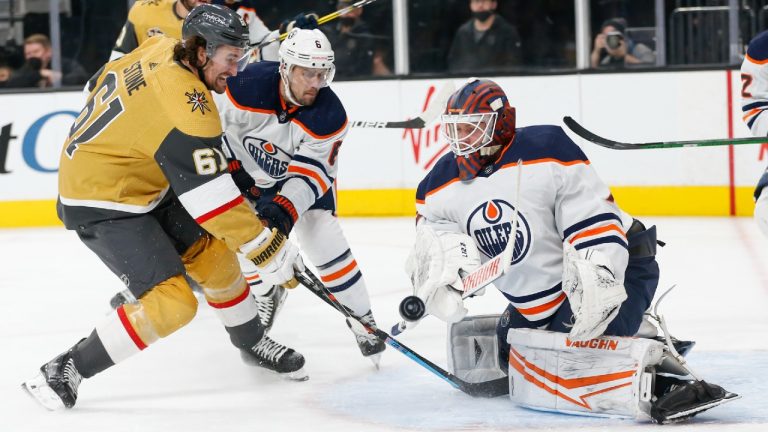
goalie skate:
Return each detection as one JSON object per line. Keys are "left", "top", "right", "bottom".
{"left": 22, "top": 347, "right": 83, "bottom": 410}
{"left": 651, "top": 377, "right": 740, "bottom": 424}
{"left": 347, "top": 310, "right": 386, "bottom": 368}
{"left": 240, "top": 335, "right": 308, "bottom": 381}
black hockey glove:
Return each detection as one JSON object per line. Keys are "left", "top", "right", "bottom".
{"left": 258, "top": 195, "right": 298, "bottom": 236}
{"left": 279, "top": 13, "right": 319, "bottom": 34}
{"left": 228, "top": 159, "right": 261, "bottom": 201}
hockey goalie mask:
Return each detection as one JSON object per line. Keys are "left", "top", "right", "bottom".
{"left": 441, "top": 79, "right": 516, "bottom": 180}
{"left": 279, "top": 28, "right": 336, "bottom": 106}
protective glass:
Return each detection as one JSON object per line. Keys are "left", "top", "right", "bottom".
{"left": 210, "top": 45, "right": 254, "bottom": 72}
{"left": 441, "top": 112, "right": 498, "bottom": 156}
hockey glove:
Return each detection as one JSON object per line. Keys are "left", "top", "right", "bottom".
{"left": 242, "top": 226, "right": 304, "bottom": 288}
{"left": 279, "top": 13, "right": 319, "bottom": 34}
{"left": 562, "top": 243, "right": 627, "bottom": 341}
{"left": 404, "top": 225, "right": 481, "bottom": 323}
{"left": 228, "top": 159, "right": 261, "bottom": 201}
{"left": 257, "top": 195, "right": 299, "bottom": 236}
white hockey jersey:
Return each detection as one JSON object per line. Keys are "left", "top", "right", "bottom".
{"left": 213, "top": 61, "right": 348, "bottom": 216}
{"left": 741, "top": 30, "right": 768, "bottom": 136}
{"left": 416, "top": 126, "right": 634, "bottom": 326}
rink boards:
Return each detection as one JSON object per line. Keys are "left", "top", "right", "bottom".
{"left": 0, "top": 68, "right": 762, "bottom": 227}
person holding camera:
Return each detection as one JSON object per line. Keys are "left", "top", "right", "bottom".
{"left": 590, "top": 18, "right": 655, "bottom": 69}
{"left": 4, "top": 34, "right": 88, "bottom": 88}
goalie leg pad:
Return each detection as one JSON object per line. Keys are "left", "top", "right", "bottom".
{"left": 447, "top": 315, "right": 507, "bottom": 384}
{"left": 506, "top": 328, "right": 664, "bottom": 419}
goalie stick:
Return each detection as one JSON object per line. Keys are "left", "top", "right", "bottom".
{"left": 391, "top": 159, "right": 523, "bottom": 335}
{"left": 350, "top": 81, "right": 456, "bottom": 129}
{"left": 294, "top": 268, "right": 509, "bottom": 398}
{"left": 563, "top": 116, "right": 768, "bottom": 150}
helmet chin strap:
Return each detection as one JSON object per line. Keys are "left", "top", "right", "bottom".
{"left": 280, "top": 64, "right": 304, "bottom": 107}
{"left": 196, "top": 57, "right": 211, "bottom": 90}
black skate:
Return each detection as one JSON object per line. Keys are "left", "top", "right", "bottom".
{"left": 254, "top": 285, "right": 287, "bottom": 331}
{"left": 240, "top": 335, "right": 308, "bottom": 381}
{"left": 346, "top": 310, "right": 386, "bottom": 368}
{"left": 650, "top": 376, "right": 740, "bottom": 424}
{"left": 21, "top": 347, "right": 83, "bottom": 410}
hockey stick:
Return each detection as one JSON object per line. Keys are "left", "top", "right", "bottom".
{"left": 253, "top": 0, "right": 380, "bottom": 49}
{"left": 350, "top": 81, "right": 456, "bottom": 129}
{"left": 295, "top": 268, "right": 509, "bottom": 398}
{"left": 391, "top": 159, "right": 523, "bottom": 335}
{"left": 563, "top": 116, "right": 768, "bottom": 150}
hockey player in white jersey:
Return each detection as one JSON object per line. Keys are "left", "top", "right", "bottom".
{"left": 405, "top": 78, "right": 737, "bottom": 423}
{"left": 741, "top": 30, "right": 768, "bottom": 237}
{"left": 212, "top": 28, "right": 386, "bottom": 368}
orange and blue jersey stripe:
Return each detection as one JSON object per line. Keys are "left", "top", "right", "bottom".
{"left": 563, "top": 213, "right": 628, "bottom": 250}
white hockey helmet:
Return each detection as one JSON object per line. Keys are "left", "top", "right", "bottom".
{"left": 278, "top": 28, "right": 336, "bottom": 105}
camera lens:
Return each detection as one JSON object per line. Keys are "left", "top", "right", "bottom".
{"left": 606, "top": 33, "right": 622, "bottom": 50}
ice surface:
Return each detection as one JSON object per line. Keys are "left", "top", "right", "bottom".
{"left": 1, "top": 217, "right": 766, "bottom": 432}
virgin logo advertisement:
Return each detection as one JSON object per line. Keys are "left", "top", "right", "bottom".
{"left": 402, "top": 85, "right": 450, "bottom": 172}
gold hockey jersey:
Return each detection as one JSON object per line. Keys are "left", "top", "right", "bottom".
{"left": 113, "top": 0, "right": 183, "bottom": 55}
{"left": 58, "top": 35, "right": 261, "bottom": 251}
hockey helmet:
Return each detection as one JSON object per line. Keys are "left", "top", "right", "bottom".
{"left": 182, "top": 4, "right": 252, "bottom": 70}
{"left": 278, "top": 28, "right": 335, "bottom": 105}
{"left": 441, "top": 78, "right": 516, "bottom": 157}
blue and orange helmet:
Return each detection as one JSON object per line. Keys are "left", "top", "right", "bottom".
{"left": 441, "top": 78, "right": 516, "bottom": 157}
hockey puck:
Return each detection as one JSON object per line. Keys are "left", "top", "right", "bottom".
{"left": 399, "top": 296, "right": 426, "bottom": 321}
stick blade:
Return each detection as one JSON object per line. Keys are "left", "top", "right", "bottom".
{"left": 563, "top": 116, "right": 637, "bottom": 150}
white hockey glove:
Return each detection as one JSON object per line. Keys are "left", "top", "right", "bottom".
{"left": 404, "top": 225, "right": 481, "bottom": 323}
{"left": 755, "top": 187, "right": 768, "bottom": 238}
{"left": 242, "top": 226, "right": 305, "bottom": 288}
{"left": 562, "top": 243, "right": 627, "bottom": 341}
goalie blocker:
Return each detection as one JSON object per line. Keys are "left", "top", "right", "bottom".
{"left": 447, "top": 317, "right": 738, "bottom": 424}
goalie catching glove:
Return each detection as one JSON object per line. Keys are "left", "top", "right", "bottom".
{"left": 241, "top": 226, "right": 304, "bottom": 288}
{"left": 562, "top": 242, "right": 627, "bottom": 341}
{"left": 405, "top": 225, "right": 481, "bottom": 323}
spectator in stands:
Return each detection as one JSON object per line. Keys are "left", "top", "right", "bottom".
{"left": 4, "top": 34, "right": 89, "bottom": 88}
{"left": 447, "top": 0, "right": 522, "bottom": 74}
{"left": 591, "top": 17, "right": 655, "bottom": 69}
{"left": 0, "top": 65, "right": 11, "bottom": 84}
{"left": 325, "top": 0, "right": 391, "bottom": 78}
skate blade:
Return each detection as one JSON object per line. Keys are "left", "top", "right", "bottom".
{"left": 21, "top": 374, "right": 66, "bottom": 411}
{"left": 660, "top": 392, "right": 741, "bottom": 424}
{"left": 281, "top": 367, "right": 309, "bottom": 382}
{"left": 367, "top": 352, "right": 382, "bottom": 370}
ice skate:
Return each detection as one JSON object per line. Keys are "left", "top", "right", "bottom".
{"left": 650, "top": 376, "right": 740, "bottom": 424}
{"left": 240, "top": 335, "right": 308, "bottom": 381}
{"left": 22, "top": 347, "right": 83, "bottom": 411}
{"left": 253, "top": 285, "right": 287, "bottom": 331}
{"left": 347, "top": 310, "right": 386, "bottom": 368}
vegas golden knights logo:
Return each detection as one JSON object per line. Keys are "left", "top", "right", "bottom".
{"left": 186, "top": 89, "right": 211, "bottom": 115}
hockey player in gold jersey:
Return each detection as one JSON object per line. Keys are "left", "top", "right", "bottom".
{"left": 112, "top": 0, "right": 211, "bottom": 60}
{"left": 22, "top": 4, "right": 307, "bottom": 411}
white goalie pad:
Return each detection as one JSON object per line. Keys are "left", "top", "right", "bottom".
{"left": 506, "top": 328, "right": 664, "bottom": 419}
{"left": 447, "top": 315, "right": 507, "bottom": 384}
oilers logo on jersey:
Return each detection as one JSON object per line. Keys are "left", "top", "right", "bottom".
{"left": 243, "top": 136, "right": 290, "bottom": 179}
{"left": 466, "top": 199, "right": 532, "bottom": 264}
